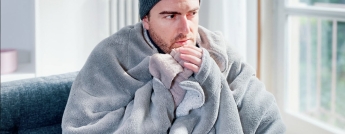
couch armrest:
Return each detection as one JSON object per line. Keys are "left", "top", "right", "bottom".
{"left": 0, "top": 72, "right": 78, "bottom": 133}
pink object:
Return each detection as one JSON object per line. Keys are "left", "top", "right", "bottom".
{"left": 1, "top": 49, "right": 18, "bottom": 74}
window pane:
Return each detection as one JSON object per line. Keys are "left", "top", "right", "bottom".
{"left": 289, "top": 0, "right": 345, "bottom": 9}
{"left": 288, "top": 16, "right": 345, "bottom": 131}
{"left": 336, "top": 21, "right": 345, "bottom": 128}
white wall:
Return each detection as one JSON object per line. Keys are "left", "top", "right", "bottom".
{"left": 246, "top": 0, "right": 258, "bottom": 71}
{"left": 260, "top": 0, "right": 276, "bottom": 93}
{"left": 35, "top": 0, "right": 110, "bottom": 76}
{"left": 1, "top": 0, "right": 36, "bottom": 65}
{"left": 1, "top": 0, "right": 110, "bottom": 80}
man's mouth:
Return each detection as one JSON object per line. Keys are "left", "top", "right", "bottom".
{"left": 175, "top": 39, "right": 189, "bottom": 45}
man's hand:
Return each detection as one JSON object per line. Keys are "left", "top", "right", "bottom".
{"left": 177, "top": 45, "right": 203, "bottom": 73}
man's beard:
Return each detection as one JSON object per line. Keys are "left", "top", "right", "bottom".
{"left": 148, "top": 26, "right": 194, "bottom": 54}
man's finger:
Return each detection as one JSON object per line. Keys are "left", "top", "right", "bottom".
{"left": 180, "top": 54, "right": 202, "bottom": 66}
{"left": 184, "top": 62, "right": 199, "bottom": 73}
{"left": 179, "top": 47, "right": 202, "bottom": 58}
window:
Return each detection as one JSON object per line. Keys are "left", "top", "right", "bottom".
{"left": 274, "top": 0, "right": 345, "bottom": 133}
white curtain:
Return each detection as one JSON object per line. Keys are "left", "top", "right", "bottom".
{"left": 199, "top": 0, "right": 247, "bottom": 61}
{"left": 199, "top": 0, "right": 258, "bottom": 70}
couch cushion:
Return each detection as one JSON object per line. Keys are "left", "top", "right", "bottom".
{"left": 0, "top": 72, "right": 78, "bottom": 133}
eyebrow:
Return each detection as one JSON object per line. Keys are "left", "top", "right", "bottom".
{"left": 159, "top": 11, "right": 181, "bottom": 15}
{"left": 159, "top": 7, "right": 200, "bottom": 15}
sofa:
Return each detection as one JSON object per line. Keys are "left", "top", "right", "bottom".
{"left": 0, "top": 72, "right": 78, "bottom": 133}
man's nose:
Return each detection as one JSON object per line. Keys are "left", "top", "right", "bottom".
{"left": 178, "top": 16, "right": 190, "bottom": 35}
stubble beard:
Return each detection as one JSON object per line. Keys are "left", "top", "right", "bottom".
{"left": 148, "top": 27, "right": 171, "bottom": 54}
{"left": 148, "top": 26, "right": 194, "bottom": 54}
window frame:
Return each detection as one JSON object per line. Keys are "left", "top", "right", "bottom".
{"left": 273, "top": 0, "right": 345, "bottom": 133}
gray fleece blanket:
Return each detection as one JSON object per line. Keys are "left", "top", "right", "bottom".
{"left": 62, "top": 22, "right": 285, "bottom": 133}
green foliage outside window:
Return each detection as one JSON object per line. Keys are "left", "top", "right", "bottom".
{"left": 298, "top": 17, "right": 345, "bottom": 130}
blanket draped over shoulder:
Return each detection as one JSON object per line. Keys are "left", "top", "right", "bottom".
{"left": 62, "top": 22, "right": 286, "bottom": 134}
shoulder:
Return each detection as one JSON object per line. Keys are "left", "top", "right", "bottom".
{"left": 94, "top": 23, "right": 142, "bottom": 53}
{"left": 84, "top": 22, "right": 153, "bottom": 70}
{"left": 197, "top": 25, "right": 244, "bottom": 76}
{"left": 88, "top": 23, "right": 146, "bottom": 60}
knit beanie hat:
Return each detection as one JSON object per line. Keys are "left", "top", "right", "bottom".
{"left": 139, "top": 0, "right": 160, "bottom": 20}
{"left": 139, "top": 0, "right": 201, "bottom": 20}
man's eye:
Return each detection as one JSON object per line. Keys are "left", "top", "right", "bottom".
{"left": 188, "top": 12, "right": 197, "bottom": 17}
{"left": 165, "top": 15, "right": 175, "bottom": 19}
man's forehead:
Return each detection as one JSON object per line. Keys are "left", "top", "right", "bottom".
{"left": 154, "top": 0, "right": 200, "bottom": 11}
{"left": 159, "top": 0, "right": 200, "bottom": 5}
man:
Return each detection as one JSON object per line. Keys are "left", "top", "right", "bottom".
{"left": 62, "top": 0, "right": 286, "bottom": 133}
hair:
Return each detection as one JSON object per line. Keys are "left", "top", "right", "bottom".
{"left": 147, "top": 13, "right": 151, "bottom": 21}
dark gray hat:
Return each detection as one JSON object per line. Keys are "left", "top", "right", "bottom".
{"left": 139, "top": 0, "right": 160, "bottom": 20}
{"left": 139, "top": 0, "right": 201, "bottom": 20}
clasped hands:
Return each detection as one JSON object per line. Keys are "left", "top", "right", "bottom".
{"left": 176, "top": 45, "right": 203, "bottom": 73}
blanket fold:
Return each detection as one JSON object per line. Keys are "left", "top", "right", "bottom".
{"left": 169, "top": 49, "right": 194, "bottom": 107}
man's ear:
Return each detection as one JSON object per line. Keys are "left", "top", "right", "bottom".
{"left": 142, "top": 16, "right": 150, "bottom": 30}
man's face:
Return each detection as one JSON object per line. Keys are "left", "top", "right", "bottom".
{"left": 142, "top": 0, "right": 200, "bottom": 54}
